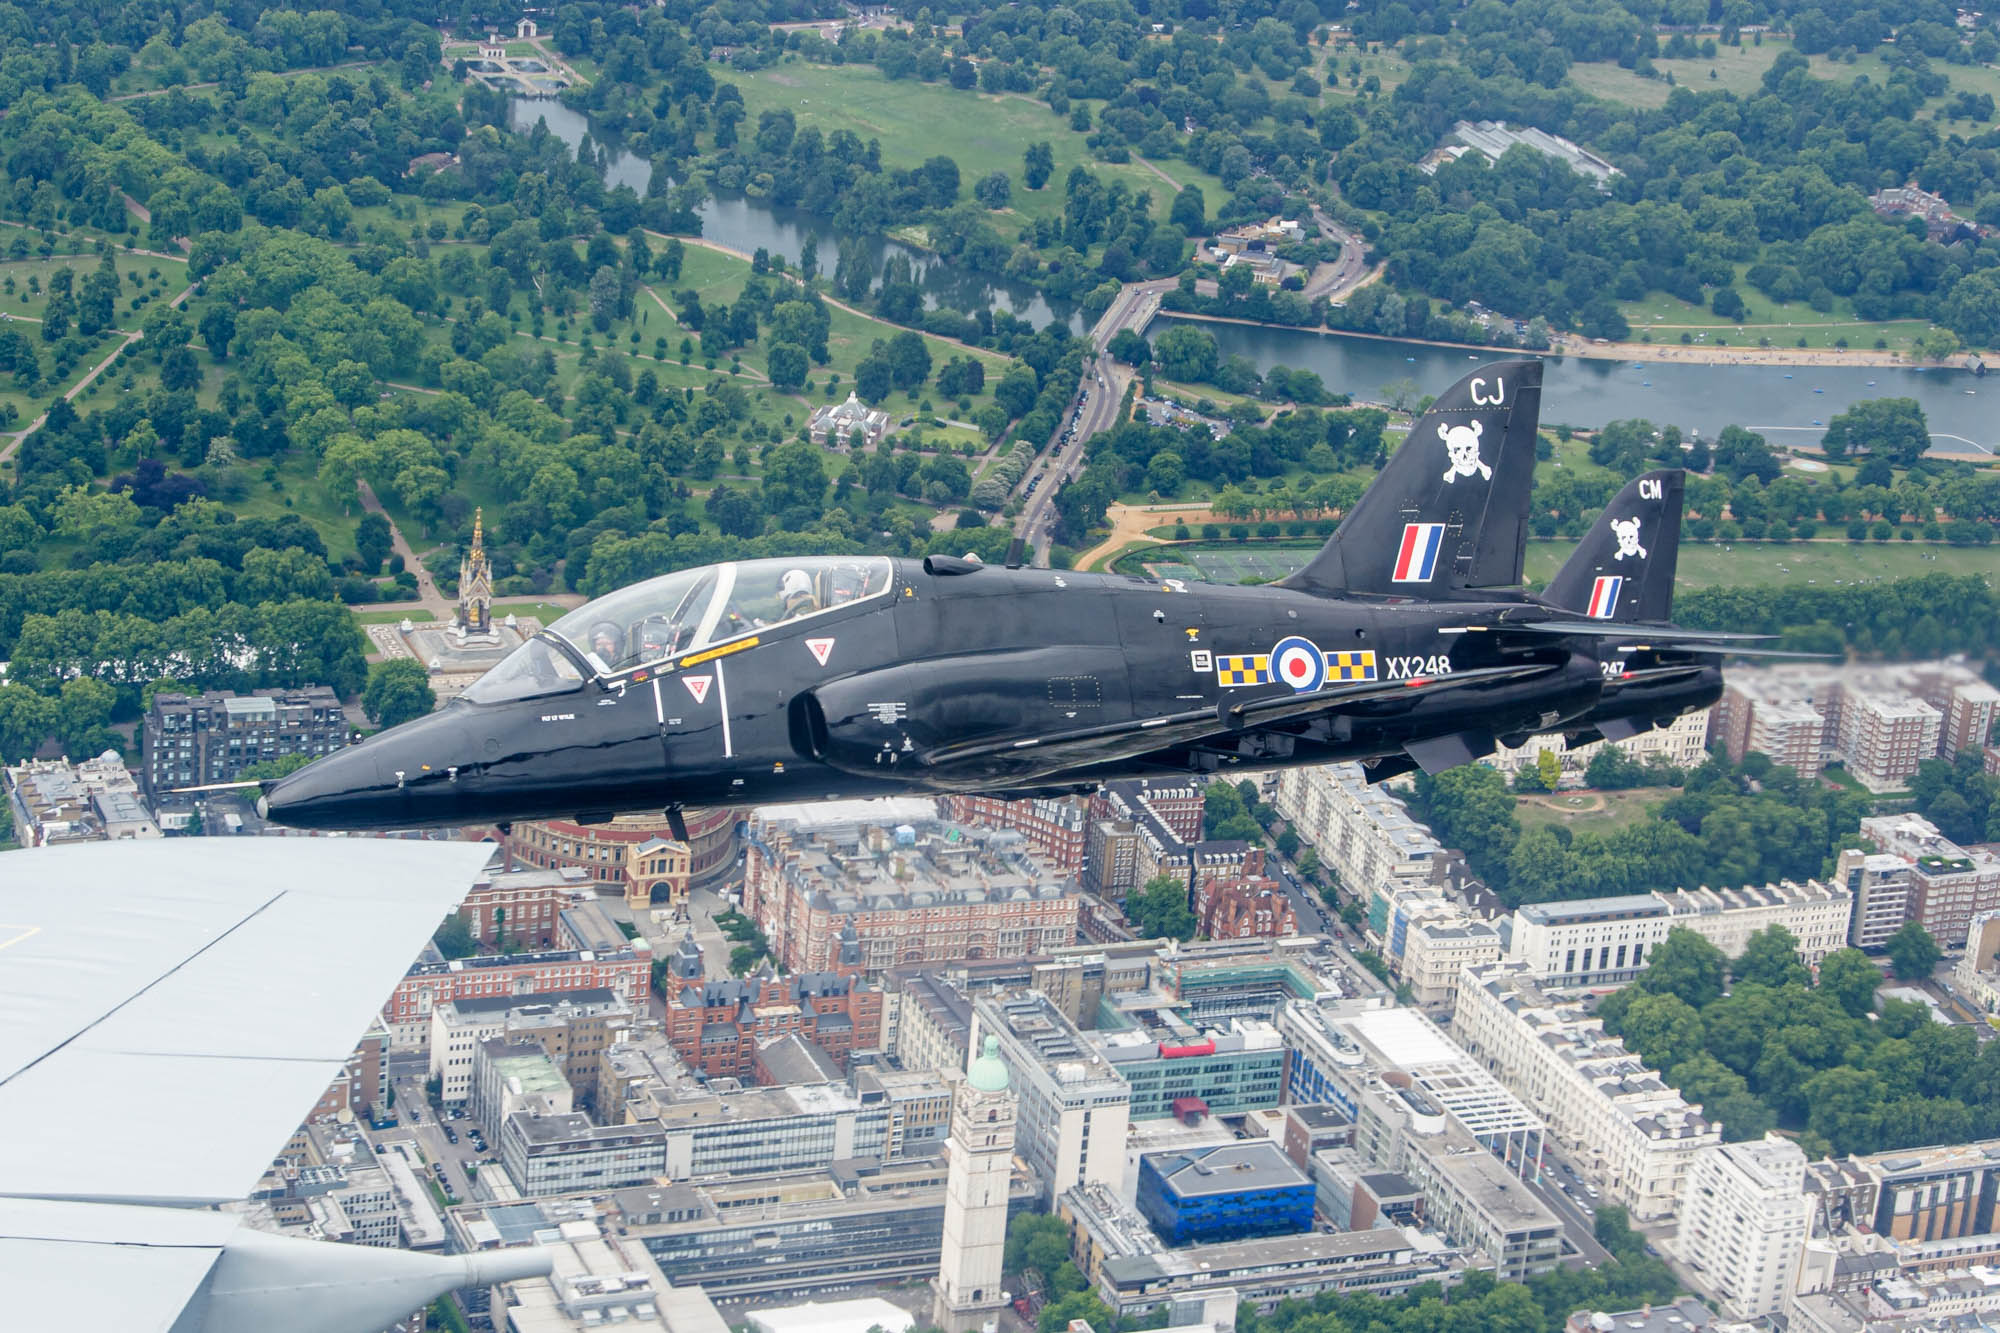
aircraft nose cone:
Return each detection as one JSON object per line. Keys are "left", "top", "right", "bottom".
{"left": 261, "top": 738, "right": 398, "bottom": 830}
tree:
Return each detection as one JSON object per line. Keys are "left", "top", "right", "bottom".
{"left": 974, "top": 172, "right": 1012, "bottom": 210}
{"left": 1821, "top": 398, "right": 1929, "bottom": 466}
{"left": 1170, "top": 184, "right": 1207, "bottom": 234}
{"left": 55, "top": 677, "right": 115, "bottom": 754}
{"left": 1108, "top": 329, "right": 1150, "bottom": 366}
{"left": 1638, "top": 927, "right": 1727, "bottom": 1009}
{"left": 433, "top": 912, "right": 476, "bottom": 960}
{"left": 362, "top": 659, "right": 436, "bottom": 729}
{"left": 1005, "top": 1213, "right": 1071, "bottom": 1280}
{"left": 355, "top": 512, "right": 393, "bottom": 573}
{"left": 855, "top": 353, "right": 893, "bottom": 404}
{"left": 1128, "top": 874, "right": 1196, "bottom": 940}
{"left": 1619, "top": 992, "right": 1707, "bottom": 1073}
{"left": 1733, "top": 925, "right": 1809, "bottom": 989}
{"left": 885, "top": 330, "right": 932, "bottom": 390}
{"left": 1885, "top": 920, "right": 1942, "bottom": 980}
{"left": 767, "top": 341, "right": 808, "bottom": 391}
{"left": 0, "top": 685, "right": 56, "bottom": 763}
{"left": 1818, "top": 948, "right": 1881, "bottom": 1018}
{"left": 1023, "top": 142, "right": 1054, "bottom": 190}
{"left": 1154, "top": 324, "right": 1219, "bottom": 382}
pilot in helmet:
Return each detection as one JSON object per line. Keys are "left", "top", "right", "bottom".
{"left": 589, "top": 621, "right": 624, "bottom": 665}
{"left": 781, "top": 568, "right": 820, "bottom": 619}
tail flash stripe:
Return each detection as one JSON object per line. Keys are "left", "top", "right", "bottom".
{"left": 1392, "top": 524, "right": 1445, "bottom": 582}
{"left": 1588, "top": 576, "right": 1623, "bottom": 619}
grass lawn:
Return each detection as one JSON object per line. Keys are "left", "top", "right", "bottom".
{"left": 1148, "top": 535, "right": 1997, "bottom": 590}
{"left": 729, "top": 60, "right": 1226, "bottom": 240}
{"left": 354, "top": 608, "right": 436, "bottom": 624}
{"left": 1568, "top": 40, "right": 1789, "bottom": 108}
{"left": 1522, "top": 537, "right": 2000, "bottom": 588}
{"left": 1516, "top": 787, "right": 1675, "bottom": 836}
{"left": 1318, "top": 42, "right": 1422, "bottom": 101}
{"left": 1617, "top": 262, "right": 1933, "bottom": 354}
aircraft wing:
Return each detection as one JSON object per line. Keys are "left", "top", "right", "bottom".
{"left": 0, "top": 837, "right": 551, "bottom": 1333}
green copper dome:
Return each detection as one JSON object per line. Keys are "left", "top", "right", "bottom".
{"left": 967, "top": 1034, "right": 1010, "bottom": 1092}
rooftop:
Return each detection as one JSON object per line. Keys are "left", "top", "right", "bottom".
{"left": 1147, "top": 1141, "right": 1309, "bottom": 1198}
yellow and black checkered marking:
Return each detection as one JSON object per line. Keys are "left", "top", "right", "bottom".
{"left": 1215, "top": 654, "right": 1270, "bottom": 687}
{"left": 1326, "top": 650, "right": 1378, "bottom": 682}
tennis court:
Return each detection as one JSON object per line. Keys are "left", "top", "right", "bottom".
{"left": 1143, "top": 544, "right": 1317, "bottom": 585}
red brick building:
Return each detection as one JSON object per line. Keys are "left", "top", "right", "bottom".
{"left": 383, "top": 942, "right": 652, "bottom": 1052}
{"left": 945, "top": 794, "right": 1089, "bottom": 869}
{"left": 457, "top": 866, "right": 593, "bottom": 950}
{"left": 1093, "top": 779, "right": 1205, "bottom": 843}
{"left": 505, "top": 808, "right": 739, "bottom": 899}
{"left": 660, "top": 933, "right": 882, "bottom": 1078}
{"left": 1196, "top": 876, "right": 1297, "bottom": 941}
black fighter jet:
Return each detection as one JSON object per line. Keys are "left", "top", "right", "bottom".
{"left": 260, "top": 359, "right": 1766, "bottom": 834}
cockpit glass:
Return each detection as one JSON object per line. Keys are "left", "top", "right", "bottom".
{"left": 546, "top": 567, "right": 714, "bottom": 675}
{"left": 461, "top": 637, "right": 585, "bottom": 704}
{"left": 543, "top": 557, "right": 894, "bottom": 679}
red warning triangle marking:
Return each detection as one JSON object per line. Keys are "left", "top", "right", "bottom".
{"left": 805, "top": 637, "right": 835, "bottom": 667}
{"left": 683, "top": 674, "right": 712, "bottom": 703}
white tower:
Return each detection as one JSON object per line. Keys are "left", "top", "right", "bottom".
{"left": 932, "top": 1033, "right": 1017, "bottom": 1333}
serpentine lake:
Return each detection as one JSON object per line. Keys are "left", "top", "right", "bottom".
{"left": 515, "top": 97, "right": 1989, "bottom": 453}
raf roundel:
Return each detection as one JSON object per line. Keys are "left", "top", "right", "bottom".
{"left": 1269, "top": 636, "right": 1325, "bottom": 694}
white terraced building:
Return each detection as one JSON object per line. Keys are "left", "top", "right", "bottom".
{"left": 1453, "top": 960, "right": 1719, "bottom": 1221}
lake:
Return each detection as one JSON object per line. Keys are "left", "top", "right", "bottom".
{"left": 510, "top": 97, "right": 1081, "bottom": 333}
{"left": 1161, "top": 316, "right": 1995, "bottom": 456}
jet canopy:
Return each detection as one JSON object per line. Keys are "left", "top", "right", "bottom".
{"left": 461, "top": 557, "right": 894, "bottom": 704}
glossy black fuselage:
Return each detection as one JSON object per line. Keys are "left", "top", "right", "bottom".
{"left": 265, "top": 558, "right": 1607, "bottom": 831}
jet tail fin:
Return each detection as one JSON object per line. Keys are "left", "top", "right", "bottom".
{"left": 1281, "top": 358, "right": 1542, "bottom": 598}
{"left": 1543, "top": 469, "right": 1683, "bottom": 623}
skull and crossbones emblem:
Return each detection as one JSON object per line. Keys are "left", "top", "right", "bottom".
{"left": 1610, "top": 516, "right": 1648, "bottom": 561}
{"left": 1439, "top": 421, "right": 1491, "bottom": 484}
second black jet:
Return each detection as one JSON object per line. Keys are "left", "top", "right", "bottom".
{"left": 263, "top": 359, "right": 1777, "bottom": 833}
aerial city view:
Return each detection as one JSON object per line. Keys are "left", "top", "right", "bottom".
{"left": 3, "top": 1, "right": 2000, "bottom": 1331}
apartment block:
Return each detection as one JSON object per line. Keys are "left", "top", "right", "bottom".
{"left": 1677, "top": 1135, "right": 1810, "bottom": 1319}
{"left": 744, "top": 800, "right": 1078, "bottom": 975}
{"left": 1195, "top": 876, "right": 1297, "bottom": 941}
{"left": 973, "top": 990, "right": 1132, "bottom": 1205}
{"left": 1862, "top": 813, "right": 2000, "bottom": 947}
{"left": 1454, "top": 961, "right": 1720, "bottom": 1221}
{"left": 1399, "top": 911, "right": 1503, "bottom": 1010}
{"left": 658, "top": 934, "right": 880, "bottom": 1079}
{"left": 1487, "top": 707, "right": 1712, "bottom": 783}
{"left": 1273, "top": 764, "right": 1442, "bottom": 906}
{"left": 1714, "top": 660, "right": 1996, "bottom": 790}
{"left": 385, "top": 943, "right": 651, "bottom": 1052}
{"left": 427, "top": 990, "right": 633, "bottom": 1105}
{"left": 944, "top": 793, "right": 1089, "bottom": 869}
{"left": 1506, "top": 880, "right": 1853, "bottom": 987}
{"left": 1838, "top": 848, "right": 1916, "bottom": 950}
{"left": 4, "top": 752, "right": 160, "bottom": 844}
{"left": 142, "top": 687, "right": 348, "bottom": 800}
{"left": 499, "top": 1112, "right": 667, "bottom": 1195}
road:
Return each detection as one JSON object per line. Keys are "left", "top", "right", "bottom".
{"left": 1011, "top": 279, "right": 1173, "bottom": 565}
{"left": 1303, "top": 207, "right": 1373, "bottom": 303}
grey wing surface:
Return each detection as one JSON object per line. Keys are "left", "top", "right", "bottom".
{"left": 0, "top": 838, "right": 551, "bottom": 1333}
